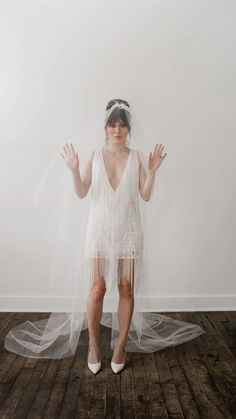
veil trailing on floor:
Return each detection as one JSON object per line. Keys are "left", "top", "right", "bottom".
{"left": 4, "top": 99, "right": 205, "bottom": 358}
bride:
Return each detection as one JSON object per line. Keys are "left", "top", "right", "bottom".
{"left": 61, "top": 98, "right": 167, "bottom": 373}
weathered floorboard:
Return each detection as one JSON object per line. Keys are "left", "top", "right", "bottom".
{"left": 0, "top": 311, "right": 235, "bottom": 418}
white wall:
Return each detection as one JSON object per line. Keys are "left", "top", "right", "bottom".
{"left": 1, "top": 1, "right": 235, "bottom": 311}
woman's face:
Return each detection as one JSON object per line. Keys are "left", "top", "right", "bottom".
{"left": 106, "top": 119, "right": 129, "bottom": 146}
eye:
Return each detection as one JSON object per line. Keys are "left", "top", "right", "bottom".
{"left": 109, "top": 121, "right": 126, "bottom": 128}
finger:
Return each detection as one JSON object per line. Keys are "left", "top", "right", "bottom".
{"left": 65, "top": 143, "right": 71, "bottom": 153}
{"left": 153, "top": 143, "right": 158, "bottom": 154}
{"left": 63, "top": 145, "right": 69, "bottom": 156}
{"left": 160, "top": 144, "right": 164, "bottom": 154}
{"left": 70, "top": 143, "right": 76, "bottom": 156}
{"left": 60, "top": 153, "right": 65, "bottom": 159}
{"left": 162, "top": 153, "right": 167, "bottom": 161}
{"left": 157, "top": 143, "right": 162, "bottom": 154}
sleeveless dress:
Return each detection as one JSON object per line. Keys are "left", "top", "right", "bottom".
{"left": 84, "top": 147, "right": 144, "bottom": 293}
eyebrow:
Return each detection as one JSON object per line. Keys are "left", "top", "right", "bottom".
{"left": 110, "top": 120, "right": 125, "bottom": 124}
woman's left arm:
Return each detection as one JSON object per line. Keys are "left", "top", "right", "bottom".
{"left": 138, "top": 144, "right": 167, "bottom": 201}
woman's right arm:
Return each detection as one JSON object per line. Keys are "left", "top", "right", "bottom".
{"left": 61, "top": 143, "right": 95, "bottom": 199}
{"left": 72, "top": 150, "right": 95, "bottom": 199}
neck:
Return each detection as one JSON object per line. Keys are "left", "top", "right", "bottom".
{"left": 105, "top": 142, "right": 129, "bottom": 153}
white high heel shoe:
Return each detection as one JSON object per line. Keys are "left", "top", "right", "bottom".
{"left": 87, "top": 345, "right": 102, "bottom": 375}
{"left": 111, "top": 347, "right": 126, "bottom": 374}
{"left": 88, "top": 360, "right": 102, "bottom": 374}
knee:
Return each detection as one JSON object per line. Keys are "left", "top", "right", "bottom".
{"left": 90, "top": 278, "right": 106, "bottom": 302}
{"left": 118, "top": 277, "right": 133, "bottom": 300}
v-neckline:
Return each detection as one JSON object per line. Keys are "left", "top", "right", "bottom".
{"left": 100, "top": 147, "right": 132, "bottom": 193}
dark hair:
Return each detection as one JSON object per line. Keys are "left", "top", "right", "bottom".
{"left": 105, "top": 98, "right": 131, "bottom": 132}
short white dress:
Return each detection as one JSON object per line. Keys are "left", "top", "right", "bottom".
{"left": 84, "top": 147, "right": 144, "bottom": 293}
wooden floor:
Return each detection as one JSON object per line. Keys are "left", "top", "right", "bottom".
{"left": 0, "top": 311, "right": 235, "bottom": 419}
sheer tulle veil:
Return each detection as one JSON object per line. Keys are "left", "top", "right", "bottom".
{"left": 4, "top": 99, "right": 205, "bottom": 358}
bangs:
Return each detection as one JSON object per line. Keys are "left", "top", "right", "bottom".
{"left": 106, "top": 108, "right": 130, "bottom": 128}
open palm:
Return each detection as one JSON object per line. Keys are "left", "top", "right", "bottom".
{"left": 148, "top": 143, "right": 167, "bottom": 173}
{"left": 61, "top": 143, "right": 79, "bottom": 172}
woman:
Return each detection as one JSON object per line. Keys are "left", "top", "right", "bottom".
{"left": 61, "top": 98, "right": 167, "bottom": 374}
{"left": 4, "top": 98, "right": 205, "bottom": 370}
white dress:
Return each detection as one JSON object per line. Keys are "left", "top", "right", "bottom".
{"left": 84, "top": 147, "right": 144, "bottom": 294}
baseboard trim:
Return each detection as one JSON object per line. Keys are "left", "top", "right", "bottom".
{"left": 1, "top": 294, "right": 235, "bottom": 312}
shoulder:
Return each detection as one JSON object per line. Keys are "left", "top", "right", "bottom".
{"left": 131, "top": 149, "right": 142, "bottom": 166}
{"left": 130, "top": 148, "right": 138, "bottom": 156}
{"left": 90, "top": 147, "right": 102, "bottom": 162}
{"left": 83, "top": 150, "right": 96, "bottom": 170}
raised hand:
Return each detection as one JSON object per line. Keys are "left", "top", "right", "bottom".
{"left": 61, "top": 143, "right": 79, "bottom": 172}
{"left": 147, "top": 143, "right": 167, "bottom": 174}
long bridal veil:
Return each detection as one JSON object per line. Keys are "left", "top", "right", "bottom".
{"left": 4, "top": 100, "right": 205, "bottom": 358}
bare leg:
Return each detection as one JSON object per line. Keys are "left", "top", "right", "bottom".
{"left": 87, "top": 258, "right": 106, "bottom": 363}
{"left": 112, "top": 259, "right": 135, "bottom": 363}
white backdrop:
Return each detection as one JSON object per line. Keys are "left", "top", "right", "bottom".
{"left": 0, "top": 0, "right": 235, "bottom": 312}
